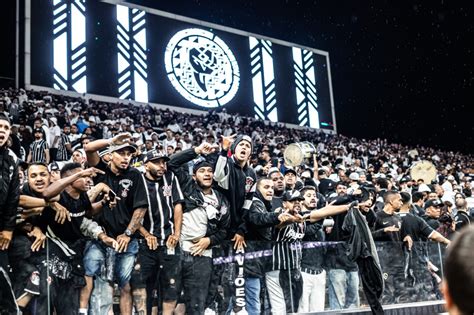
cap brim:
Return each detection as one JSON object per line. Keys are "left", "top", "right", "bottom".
{"left": 110, "top": 144, "right": 137, "bottom": 153}
{"left": 146, "top": 156, "right": 170, "bottom": 163}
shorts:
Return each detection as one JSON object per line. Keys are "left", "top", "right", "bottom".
{"left": 83, "top": 239, "right": 138, "bottom": 288}
{"left": 130, "top": 241, "right": 181, "bottom": 302}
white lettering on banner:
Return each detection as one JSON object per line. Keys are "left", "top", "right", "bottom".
{"left": 234, "top": 247, "right": 246, "bottom": 308}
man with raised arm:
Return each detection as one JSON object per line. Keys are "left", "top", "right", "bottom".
{"left": 167, "top": 142, "right": 230, "bottom": 314}
{"left": 84, "top": 133, "right": 149, "bottom": 314}
{"left": 214, "top": 134, "right": 256, "bottom": 250}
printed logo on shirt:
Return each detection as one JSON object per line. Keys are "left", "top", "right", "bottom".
{"left": 220, "top": 204, "right": 228, "bottom": 216}
{"left": 119, "top": 179, "right": 133, "bottom": 198}
{"left": 30, "top": 271, "right": 40, "bottom": 286}
{"left": 285, "top": 228, "right": 305, "bottom": 241}
{"left": 70, "top": 211, "right": 85, "bottom": 218}
{"left": 162, "top": 184, "right": 172, "bottom": 197}
{"left": 245, "top": 176, "right": 255, "bottom": 193}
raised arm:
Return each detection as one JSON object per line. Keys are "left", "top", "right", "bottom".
{"left": 84, "top": 133, "right": 132, "bottom": 166}
{"left": 305, "top": 202, "right": 356, "bottom": 223}
{"left": 42, "top": 167, "right": 104, "bottom": 200}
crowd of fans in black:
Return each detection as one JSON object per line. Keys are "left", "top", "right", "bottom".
{"left": 0, "top": 87, "right": 473, "bottom": 315}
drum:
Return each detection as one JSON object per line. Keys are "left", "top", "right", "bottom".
{"left": 410, "top": 160, "right": 437, "bottom": 183}
{"left": 283, "top": 142, "right": 316, "bottom": 167}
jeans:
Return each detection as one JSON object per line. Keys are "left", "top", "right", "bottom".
{"left": 89, "top": 277, "right": 113, "bottom": 315}
{"left": 83, "top": 239, "right": 138, "bottom": 288}
{"left": 328, "top": 269, "right": 360, "bottom": 310}
{"left": 181, "top": 253, "right": 213, "bottom": 315}
{"left": 298, "top": 269, "right": 326, "bottom": 312}
{"left": 245, "top": 277, "right": 261, "bottom": 315}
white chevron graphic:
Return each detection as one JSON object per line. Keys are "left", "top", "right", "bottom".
{"left": 116, "top": 5, "right": 148, "bottom": 102}
{"left": 52, "top": 0, "right": 87, "bottom": 93}
{"left": 249, "top": 37, "right": 278, "bottom": 122}
{"left": 292, "top": 47, "right": 319, "bottom": 128}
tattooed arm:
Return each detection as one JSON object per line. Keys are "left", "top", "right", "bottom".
{"left": 126, "top": 208, "right": 147, "bottom": 234}
{"left": 116, "top": 207, "right": 146, "bottom": 253}
{"left": 87, "top": 182, "right": 107, "bottom": 202}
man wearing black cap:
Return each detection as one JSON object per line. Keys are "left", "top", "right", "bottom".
{"left": 130, "top": 149, "right": 184, "bottom": 315}
{"left": 284, "top": 167, "right": 298, "bottom": 191}
{"left": 265, "top": 190, "right": 306, "bottom": 314}
{"left": 317, "top": 168, "right": 335, "bottom": 197}
{"left": 27, "top": 128, "right": 50, "bottom": 164}
{"left": 0, "top": 112, "right": 20, "bottom": 313}
{"left": 167, "top": 142, "right": 230, "bottom": 314}
{"left": 421, "top": 199, "right": 444, "bottom": 230}
{"left": 214, "top": 134, "right": 256, "bottom": 250}
{"left": 397, "top": 192, "right": 450, "bottom": 302}
{"left": 84, "top": 133, "right": 149, "bottom": 314}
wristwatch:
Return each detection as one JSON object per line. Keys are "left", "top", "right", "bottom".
{"left": 124, "top": 229, "right": 132, "bottom": 237}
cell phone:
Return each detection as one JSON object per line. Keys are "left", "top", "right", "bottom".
{"left": 271, "top": 158, "right": 279, "bottom": 167}
{"left": 108, "top": 190, "right": 116, "bottom": 202}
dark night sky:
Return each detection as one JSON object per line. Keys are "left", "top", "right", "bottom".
{"left": 131, "top": 0, "right": 474, "bottom": 154}
{"left": 1, "top": 1, "right": 472, "bottom": 154}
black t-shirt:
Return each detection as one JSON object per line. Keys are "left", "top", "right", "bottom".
{"left": 94, "top": 161, "right": 149, "bottom": 238}
{"left": 372, "top": 211, "right": 402, "bottom": 242}
{"left": 271, "top": 196, "right": 283, "bottom": 212}
{"left": 398, "top": 212, "right": 433, "bottom": 242}
{"left": 421, "top": 215, "right": 440, "bottom": 231}
{"left": 454, "top": 211, "right": 470, "bottom": 231}
{"left": 43, "top": 191, "right": 92, "bottom": 243}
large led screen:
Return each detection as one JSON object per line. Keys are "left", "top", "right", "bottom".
{"left": 27, "top": 0, "right": 336, "bottom": 131}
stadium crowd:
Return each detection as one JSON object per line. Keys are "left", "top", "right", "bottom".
{"left": 0, "top": 87, "right": 473, "bottom": 315}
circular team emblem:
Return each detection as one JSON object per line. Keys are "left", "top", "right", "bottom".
{"left": 164, "top": 28, "right": 240, "bottom": 108}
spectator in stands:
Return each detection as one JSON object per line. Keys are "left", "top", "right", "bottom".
{"left": 56, "top": 125, "right": 72, "bottom": 161}
{"left": 411, "top": 191, "right": 426, "bottom": 216}
{"left": 442, "top": 227, "right": 474, "bottom": 315}
{"left": 131, "top": 149, "right": 183, "bottom": 315}
{"left": 243, "top": 177, "right": 298, "bottom": 314}
{"left": 453, "top": 194, "right": 470, "bottom": 230}
{"left": 284, "top": 168, "right": 297, "bottom": 191}
{"left": 27, "top": 128, "right": 50, "bottom": 164}
{"left": 41, "top": 163, "right": 118, "bottom": 315}
{"left": 84, "top": 134, "right": 149, "bottom": 314}
{"left": 0, "top": 113, "right": 20, "bottom": 313}
{"left": 298, "top": 186, "right": 326, "bottom": 313}
{"left": 214, "top": 134, "right": 256, "bottom": 250}
{"left": 167, "top": 142, "right": 230, "bottom": 314}
{"left": 268, "top": 168, "right": 285, "bottom": 210}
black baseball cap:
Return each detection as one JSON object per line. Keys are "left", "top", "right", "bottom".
{"left": 282, "top": 190, "right": 305, "bottom": 202}
{"left": 34, "top": 128, "right": 43, "bottom": 133}
{"left": 144, "top": 150, "right": 169, "bottom": 163}
{"left": 424, "top": 199, "right": 443, "bottom": 209}
{"left": 284, "top": 167, "right": 297, "bottom": 176}
{"left": 48, "top": 162, "right": 60, "bottom": 172}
